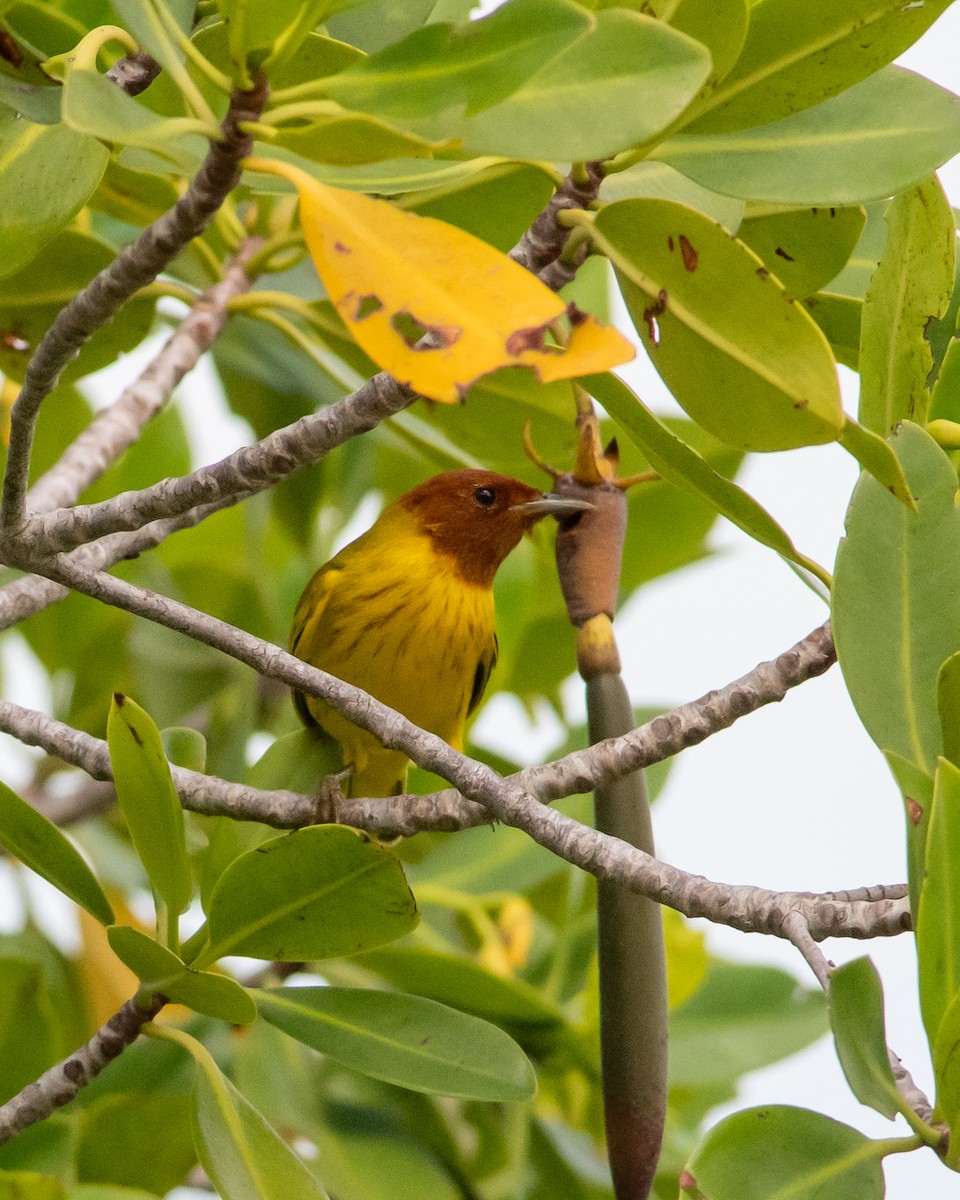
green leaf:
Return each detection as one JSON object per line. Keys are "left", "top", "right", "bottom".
{"left": 255, "top": 985, "right": 536, "bottom": 1100}
{"left": 658, "top": 67, "right": 960, "bottom": 206}
{"left": 0, "top": 110, "right": 106, "bottom": 279}
{"left": 160, "top": 726, "right": 207, "bottom": 774}
{"left": 652, "top": 0, "right": 748, "bottom": 86}
{"left": 930, "top": 339, "right": 960, "bottom": 425}
{"left": 836, "top": 418, "right": 914, "bottom": 509}
{"left": 68, "top": 1188, "right": 161, "bottom": 1200}
{"left": 244, "top": 153, "right": 520, "bottom": 197}
{"left": 599, "top": 161, "right": 744, "bottom": 232}
{"left": 736, "top": 205, "right": 866, "bottom": 299}
{"left": 683, "top": 0, "right": 954, "bottom": 134}
{"left": 585, "top": 372, "right": 828, "bottom": 584}
{"left": 858, "top": 176, "right": 956, "bottom": 434}
{"left": 356, "top": 945, "right": 567, "bottom": 1054}
{"left": 916, "top": 758, "right": 960, "bottom": 1045}
{"left": 804, "top": 292, "right": 862, "bottom": 372}
{"left": 0, "top": 779, "right": 113, "bottom": 925}
{"left": 324, "top": 0, "right": 712, "bottom": 161}
{"left": 828, "top": 957, "right": 902, "bottom": 1120}
{"left": 312, "top": 1120, "right": 462, "bottom": 1200}
{"left": 0, "top": 958, "right": 62, "bottom": 1105}
{"left": 68, "top": 1188, "right": 160, "bottom": 1200}
{"left": 833, "top": 422, "right": 960, "bottom": 773}
{"left": 0, "top": 75, "right": 61, "bottom": 124}
{"left": 883, "top": 748, "right": 933, "bottom": 921}
{"left": 826, "top": 202, "right": 888, "bottom": 300}
{"left": 75, "top": 1092, "right": 197, "bottom": 1196}
{"left": 0, "top": 229, "right": 156, "bottom": 384}
{"left": 214, "top": 0, "right": 357, "bottom": 65}
{"left": 107, "top": 926, "right": 256, "bottom": 1024}
{"left": 269, "top": 112, "right": 448, "bottom": 167}
{"left": 682, "top": 1107, "right": 884, "bottom": 1199}
{"left": 669, "top": 963, "right": 827, "bottom": 1088}
{"left": 933, "top": 988, "right": 960, "bottom": 1168}
{"left": 193, "top": 1058, "right": 330, "bottom": 1200}
{"left": 62, "top": 68, "right": 208, "bottom": 169}
{"left": 197, "top": 826, "right": 418, "bottom": 967}
{"left": 111, "top": 0, "right": 194, "bottom": 76}
{"left": 940, "top": 654, "right": 960, "bottom": 773}
{"left": 0, "top": 1173, "right": 65, "bottom": 1200}
{"left": 591, "top": 199, "right": 843, "bottom": 452}
{"left": 107, "top": 694, "right": 192, "bottom": 920}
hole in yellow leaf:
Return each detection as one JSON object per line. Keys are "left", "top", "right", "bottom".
{"left": 505, "top": 325, "right": 548, "bottom": 355}
{"left": 391, "top": 311, "right": 460, "bottom": 351}
{"left": 353, "top": 294, "right": 384, "bottom": 321}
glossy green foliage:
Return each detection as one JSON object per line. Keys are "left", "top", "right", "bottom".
{"left": 254, "top": 986, "right": 536, "bottom": 1100}
{"left": 683, "top": 1107, "right": 885, "bottom": 1199}
{"left": 107, "top": 693, "right": 192, "bottom": 923}
{"left": 834, "top": 423, "right": 960, "bottom": 774}
{"left": 107, "top": 925, "right": 256, "bottom": 1024}
{"left": 193, "top": 1056, "right": 331, "bottom": 1200}
{"left": 660, "top": 68, "right": 960, "bottom": 206}
{"left": 0, "top": 2, "right": 955, "bottom": 1197}
{"left": 197, "top": 826, "right": 419, "bottom": 966}
{"left": 828, "top": 958, "right": 903, "bottom": 1120}
{"left": 0, "top": 231, "right": 155, "bottom": 383}
{"left": 683, "top": 0, "right": 953, "bottom": 134}
{"left": 321, "top": 0, "right": 712, "bottom": 160}
{"left": 591, "top": 199, "right": 843, "bottom": 453}
{"left": 0, "top": 779, "right": 112, "bottom": 924}
{"left": 916, "top": 759, "right": 960, "bottom": 1046}
{"left": 0, "top": 111, "right": 106, "bottom": 278}
{"left": 859, "top": 175, "right": 955, "bottom": 434}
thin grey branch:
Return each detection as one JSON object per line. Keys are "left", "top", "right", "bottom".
{"left": 0, "top": 564, "right": 908, "bottom": 945}
{"left": 28, "top": 240, "right": 263, "bottom": 515}
{"left": 521, "top": 622, "right": 836, "bottom": 804}
{"left": 510, "top": 162, "right": 604, "bottom": 290}
{"left": 0, "top": 75, "right": 269, "bottom": 541}
{"left": 28, "top": 371, "right": 415, "bottom": 554}
{"left": 782, "top": 910, "right": 834, "bottom": 990}
{"left": 0, "top": 994, "right": 163, "bottom": 1146}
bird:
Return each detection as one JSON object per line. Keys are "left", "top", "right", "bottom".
{"left": 290, "top": 468, "right": 587, "bottom": 798}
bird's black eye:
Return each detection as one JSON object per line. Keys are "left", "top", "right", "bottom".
{"left": 474, "top": 486, "right": 496, "bottom": 507}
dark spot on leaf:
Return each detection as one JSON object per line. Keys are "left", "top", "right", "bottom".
{"left": 774, "top": 246, "right": 795, "bottom": 262}
{"left": 391, "top": 311, "right": 460, "bottom": 351}
{"left": 420, "top": 1036, "right": 431, "bottom": 1045}
{"left": 565, "top": 301, "right": 588, "bottom": 327}
{"left": 128, "top": 726, "right": 143, "bottom": 747}
{"left": 794, "top": 399, "right": 809, "bottom": 410}
{"left": 113, "top": 692, "right": 125, "bottom": 707}
{"left": 506, "top": 324, "right": 548, "bottom": 354}
{"left": 679, "top": 234, "right": 697, "bottom": 272}
{"left": 756, "top": 266, "right": 770, "bottom": 279}
{"left": 830, "top": 207, "right": 836, "bottom": 217}
{"left": 353, "top": 294, "right": 383, "bottom": 321}
{"left": 642, "top": 289, "right": 668, "bottom": 346}
{"left": 333, "top": 240, "right": 350, "bottom": 254}
{"left": 906, "top": 796, "right": 924, "bottom": 825}
{"left": 667, "top": 235, "right": 675, "bottom": 252}
{"left": 0, "top": 32, "right": 23, "bottom": 68}
{"left": 254, "top": 845, "right": 270, "bottom": 853}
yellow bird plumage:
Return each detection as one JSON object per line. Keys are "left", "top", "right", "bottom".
{"left": 290, "top": 469, "right": 582, "bottom": 798}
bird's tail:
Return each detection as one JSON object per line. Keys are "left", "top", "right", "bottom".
{"left": 346, "top": 747, "right": 410, "bottom": 799}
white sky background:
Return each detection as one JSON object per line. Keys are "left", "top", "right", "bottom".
{"left": 3, "top": 5, "right": 960, "bottom": 1199}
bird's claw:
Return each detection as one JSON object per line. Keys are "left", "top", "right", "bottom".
{"left": 312, "top": 766, "right": 353, "bottom": 825}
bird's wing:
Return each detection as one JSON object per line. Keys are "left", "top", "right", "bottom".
{"left": 290, "top": 564, "right": 342, "bottom": 728}
{"left": 467, "top": 632, "right": 499, "bottom": 718}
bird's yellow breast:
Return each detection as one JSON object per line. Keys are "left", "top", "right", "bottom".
{"left": 291, "top": 509, "right": 498, "bottom": 794}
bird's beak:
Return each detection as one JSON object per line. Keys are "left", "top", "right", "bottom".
{"left": 512, "top": 493, "right": 594, "bottom": 518}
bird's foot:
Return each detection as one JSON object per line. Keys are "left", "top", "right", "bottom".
{"left": 312, "top": 766, "right": 353, "bottom": 825}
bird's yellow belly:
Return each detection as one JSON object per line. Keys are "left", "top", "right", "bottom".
{"left": 296, "top": 546, "right": 496, "bottom": 795}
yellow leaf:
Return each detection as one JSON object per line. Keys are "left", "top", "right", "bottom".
{"left": 246, "top": 157, "right": 635, "bottom": 401}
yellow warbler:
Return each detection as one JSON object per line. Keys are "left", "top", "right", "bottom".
{"left": 291, "top": 469, "right": 585, "bottom": 798}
